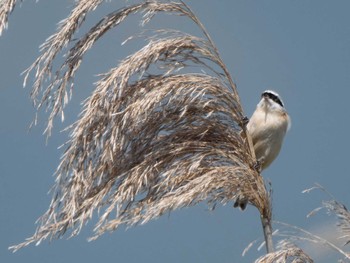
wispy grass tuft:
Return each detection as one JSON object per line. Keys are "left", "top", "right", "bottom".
{"left": 255, "top": 240, "right": 314, "bottom": 263}
{"left": 0, "top": 0, "right": 17, "bottom": 35}
{"left": 8, "top": 0, "right": 272, "bottom": 253}
{"left": 256, "top": 184, "right": 350, "bottom": 262}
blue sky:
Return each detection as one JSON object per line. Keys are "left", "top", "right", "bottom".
{"left": 1, "top": 1, "right": 350, "bottom": 262}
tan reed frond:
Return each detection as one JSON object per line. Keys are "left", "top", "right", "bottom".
{"left": 0, "top": 0, "right": 17, "bottom": 35}
{"left": 9, "top": 0, "right": 272, "bottom": 251}
{"left": 24, "top": 0, "right": 104, "bottom": 135}
{"left": 304, "top": 184, "right": 350, "bottom": 246}
{"left": 273, "top": 220, "right": 350, "bottom": 262}
{"left": 10, "top": 72, "right": 268, "bottom": 250}
{"left": 322, "top": 200, "right": 350, "bottom": 246}
{"left": 24, "top": 0, "right": 243, "bottom": 137}
{"left": 255, "top": 241, "right": 314, "bottom": 263}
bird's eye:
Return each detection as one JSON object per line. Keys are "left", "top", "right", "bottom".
{"left": 262, "top": 91, "right": 284, "bottom": 107}
{"left": 273, "top": 96, "right": 283, "bottom": 107}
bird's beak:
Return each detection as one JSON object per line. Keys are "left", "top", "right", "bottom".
{"left": 262, "top": 94, "right": 270, "bottom": 102}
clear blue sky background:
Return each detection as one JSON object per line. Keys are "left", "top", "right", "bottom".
{"left": 1, "top": 1, "right": 350, "bottom": 262}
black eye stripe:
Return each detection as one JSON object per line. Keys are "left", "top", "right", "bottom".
{"left": 262, "top": 91, "right": 284, "bottom": 107}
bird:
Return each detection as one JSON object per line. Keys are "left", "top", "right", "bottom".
{"left": 234, "top": 90, "right": 291, "bottom": 210}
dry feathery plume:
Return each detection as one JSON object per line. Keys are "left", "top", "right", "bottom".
{"left": 273, "top": 219, "right": 350, "bottom": 262}
{"left": 256, "top": 184, "right": 350, "bottom": 262}
{"left": 25, "top": 0, "right": 104, "bottom": 135}
{"left": 304, "top": 183, "right": 350, "bottom": 246}
{"left": 9, "top": 0, "right": 272, "bottom": 252}
{"left": 322, "top": 200, "right": 350, "bottom": 246}
{"left": 0, "top": 0, "right": 17, "bottom": 35}
{"left": 303, "top": 184, "right": 350, "bottom": 259}
{"left": 255, "top": 240, "right": 314, "bottom": 263}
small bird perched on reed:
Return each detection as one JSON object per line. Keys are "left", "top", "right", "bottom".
{"left": 235, "top": 90, "right": 291, "bottom": 210}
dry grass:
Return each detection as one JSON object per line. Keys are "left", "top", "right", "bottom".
{"left": 255, "top": 241, "right": 314, "bottom": 263}
{"left": 0, "top": 0, "right": 17, "bottom": 35}
{"left": 304, "top": 184, "right": 350, "bottom": 246}
{"left": 302, "top": 184, "right": 350, "bottom": 260}
{"left": 274, "top": 221, "right": 350, "bottom": 262}
{"left": 7, "top": 0, "right": 272, "bottom": 255}
{"left": 256, "top": 185, "right": 350, "bottom": 262}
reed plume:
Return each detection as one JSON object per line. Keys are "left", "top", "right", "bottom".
{"left": 6, "top": 0, "right": 273, "bottom": 255}
{"left": 255, "top": 240, "right": 314, "bottom": 263}
{"left": 256, "top": 185, "right": 350, "bottom": 262}
{"left": 0, "top": 0, "right": 17, "bottom": 35}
